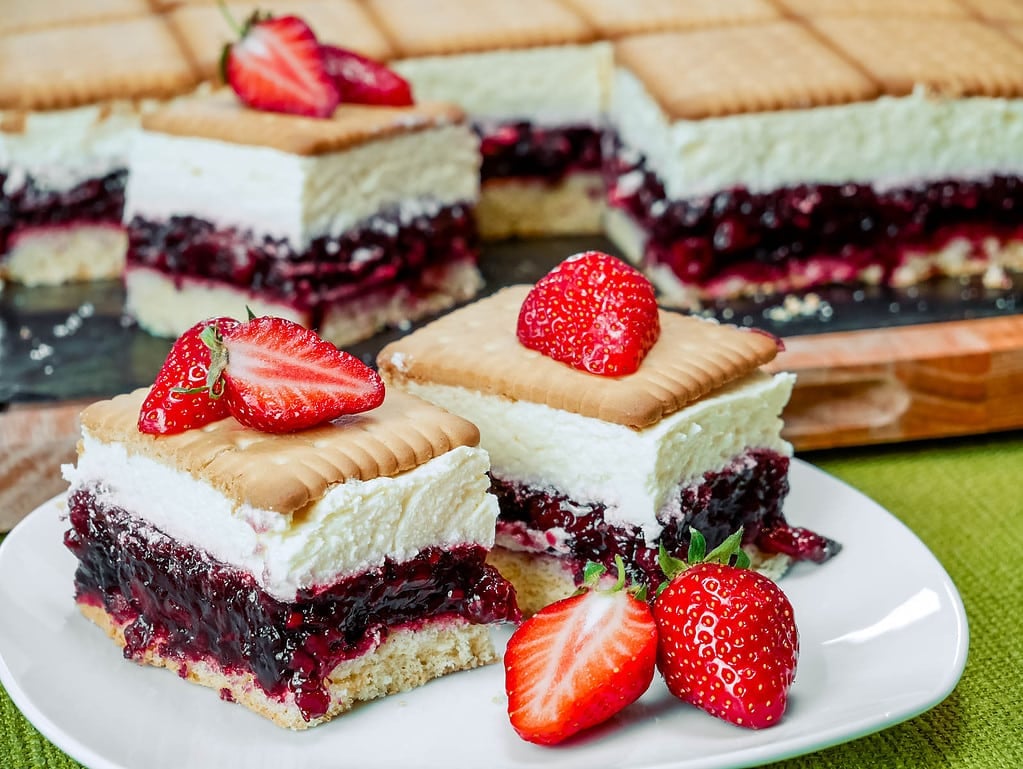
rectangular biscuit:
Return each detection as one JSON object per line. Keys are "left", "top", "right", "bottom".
{"left": 773, "top": 0, "right": 968, "bottom": 17}
{"left": 140, "top": 90, "right": 464, "bottom": 155}
{"left": 0, "top": 17, "right": 199, "bottom": 111}
{"left": 170, "top": 0, "right": 395, "bottom": 81}
{"left": 558, "top": 0, "right": 780, "bottom": 38}
{"left": 949, "top": 0, "right": 1023, "bottom": 20}
{"left": 0, "top": 0, "right": 150, "bottom": 36}
{"left": 365, "top": 0, "right": 595, "bottom": 58}
{"left": 812, "top": 17, "right": 1023, "bottom": 97}
{"left": 613, "top": 21, "right": 878, "bottom": 120}
{"left": 377, "top": 285, "right": 780, "bottom": 430}
{"left": 79, "top": 388, "right": 480, "bottom": 515}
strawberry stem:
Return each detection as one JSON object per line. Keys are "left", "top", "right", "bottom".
{"left": 217, "top": 0, "right": 242, "bottom": 36}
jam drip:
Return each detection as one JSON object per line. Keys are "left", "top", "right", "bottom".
{"left": 0, "top": 169, "right": 127, "bottom": 255}
{"left": 476, "top": 122, "right": 604, "bottom": 184}
{"left": 491, "top": 449, "right": 839, "bottom": 589}
{"left": 64, "top": 487, "right": 518, "bottom": 721}
{"left": 126, "top": 201, "right": 479, "bottom": 312}
{"left": 604, "top": 147, "right": 1023, "bottom": 290}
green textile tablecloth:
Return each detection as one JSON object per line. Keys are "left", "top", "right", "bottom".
{"left": 2, "top": 432, "right": 1022, "bottom": 768}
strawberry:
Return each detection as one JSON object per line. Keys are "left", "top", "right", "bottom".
{"left": 321, "top": 45, "right": 414, "bottom": 107}
{"left": 222, "top": 12, "right": 340, "bottom": 118}
{"left": 517, "top": 251, "right": 660, "bottom": 376}
{"left": 138, "top": 317, "right": 240, "bottom": 435}
{"left": 504, "top": 559, "right": 657, "bottom": 745}
{"left": 204, "top": 316, "right": 384, "bottom": 433}
{"left": 652, "top": 530, "right": 799, "bottom": 730}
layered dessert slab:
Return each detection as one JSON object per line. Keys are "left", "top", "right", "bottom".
{"left": 378, "top": 286, "right": 838, "bottom": 615}
{"left": 0, "top": 18, "right": 199, "bottom": 285}
{"left": 605, "top": 19, "right": 1023, "bottom": 308}
{"left": 368, "top": 0, "right": 612, "bottom": 239}
{"left": 62, "top": 387, "right": 518, "bottom": 728}
{"left": 123, "top": 92, "right": 482, "bottom": 346}
{"left": 168, "top": 0, "right": 395, "bottom": 82}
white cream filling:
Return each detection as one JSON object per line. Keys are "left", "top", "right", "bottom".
{"left": 392, "top": 370, "right": 795, "bottom": 542}
{"left": 393, "top": 43, "right": 613, "bottom": 125}
{"left": 63, "top": 441, "right": 499, "bottom": 603}
{"left": 0, "top": 103, "right": 145, "bottom": 193}
{"left": 123, "top": 123, "right": 480, "bottom": 249}
{"left": 611, "top": 67, "right": 1023, "bottom": 200}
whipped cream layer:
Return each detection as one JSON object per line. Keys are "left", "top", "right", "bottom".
{"left": 123, "top": 123, "right": 480, "bottom": 249}
{"left": 0, "top": 103, "right": 145, "bottom": 193}
{"left": 612, "top": 68, "right": 1023, "bottom": 200}
{"left": 398, "top": 370, "right": 795, "bottom": 542}
{"left": 63, "top": 440, "right": 499, "bottom": 602}
{"left": 393, "top": 43, "right": 612, "bottom": 125}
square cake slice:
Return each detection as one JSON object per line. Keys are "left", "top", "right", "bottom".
{"left": 378, "top": 285, "right": 838, "bottom": 615}
{"left": 368, "top": 0, "right": 611, "bottom": 239}
{"left": 0, "top": 18, "right": 200, "bottom": 286}
{"left": 62, "top": 387, "right": 518, "bottom": 729}
{"left": 123, "top": 91, "right": 482, "bottom": 346}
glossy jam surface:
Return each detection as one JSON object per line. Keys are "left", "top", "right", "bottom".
{"left": 126, "top": 202, "right": 478, "bottom": 312}
{"left": 605, "top": 149, "right": 1023, "bottom": 292}
{"left": 64, "top": 487, "right": 518, "bottom": 722}
{"left": 476, "top": 122, "right": 603, "bottom": 184}
{"left": 492, "top": 449, "right": 839, "bottom": 588}
{"left": 0, "top": 169, "right": 127, "bottom": 254}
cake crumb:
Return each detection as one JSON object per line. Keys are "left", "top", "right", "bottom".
{"left": 763, "top": 293, "right": 832, "bottom": 323}
{"left": 982, "top": 264, "right": 1012, "bottom": 290}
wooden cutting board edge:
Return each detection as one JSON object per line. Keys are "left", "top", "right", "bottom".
{"left": 2, "top": 313, "right": 1022, "bottom": 531}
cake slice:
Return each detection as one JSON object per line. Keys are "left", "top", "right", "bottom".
{"left": 367, "top": 0, "right": 612, "bottom": 239}
{"left": 123, "top": 91, "right": 482, "bottom": 346}
{"left": 605, "top": 19, "right": 1023, "bottom": 308}
{"left": 62, "top": 385, "right": 519, "bottom": 729}
{"left": 378, "top": 280, "right": 839, "bottom": 615}
{"left": 0, "top": 18, "right": 200, "bottom": 285}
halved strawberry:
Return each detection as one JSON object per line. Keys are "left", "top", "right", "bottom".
{"left": 653, "top": 530, "right": 799, "bottom": 729}
{"left": 138, "top": 317, "right": 240, "bottom": 435}
{"left": 517, "top": 251, "right": 660, "bottom": 376}
{"left": 321, "top": 45, "right": 414, "bottom": 106}
{"left": 504, "top": 559, "right": 657, "bottom": 745}
{"left": 206, "top": 316, "right": 384, "bottom": 433}
{"left": 222, "top": 13, "right": 340, "bottom": 118}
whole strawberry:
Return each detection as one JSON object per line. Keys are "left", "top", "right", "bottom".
{"left": 653, "top": 530, "right": 799, "bottom": 729}
{"left": 205, "top": 315, "right": 385, "bottom": 433}
{"left": 321, "top": 45, "right": 414, "bottom": 106}
{"left": 517, "top": 251, "right": 660, "bottom": 376}
{"left": 505, "top": 558, "right": 657, "bottom": 745}
{"left": 222, "top": 12, "right": 340, "bottom": 118}
{"left": 138, "top": 316, "right": 240, "bottom": 435}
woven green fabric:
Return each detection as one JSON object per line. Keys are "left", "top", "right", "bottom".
{"left": 2, "top": 432, "right": 1021, "bottom": 768}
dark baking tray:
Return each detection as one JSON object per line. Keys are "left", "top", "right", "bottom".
{"left": 2, "top": 235, "right": 1020, "bottom": 405}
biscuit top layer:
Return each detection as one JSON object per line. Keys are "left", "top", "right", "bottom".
{"left": 366, "top": 0, "right": 595, "bottom": 58}
{"left": 140, "top": 91, "right": 465, "bottom": 155}
{"left": 377, "top": 285, "right": 780, "bottom": 429}
{"left": 79, "top": 388, "right": 481, "bottom": 514}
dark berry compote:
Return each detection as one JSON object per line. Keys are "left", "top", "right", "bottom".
{"left": 0, "top": 169, "right": 127, "bottom": 255}
{"left": 126, "top": 200, "right": 479, "bottom": 323}
{"left": 491, "top": 448, "right": 839, "bottom": 590}
{"left": 475, "top": 121, "right": 603, "bottom": 185}
{"left": 604, "top": 146, "right": 1023, "bottom": 299}
{"left": 64, "top": 486, "right": 518, "bottom": 723}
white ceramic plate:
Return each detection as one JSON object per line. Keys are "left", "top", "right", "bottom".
{"left": 0, "top": 460, "right": 968, "bottom": 769}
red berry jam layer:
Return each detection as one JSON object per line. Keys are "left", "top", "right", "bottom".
{"left": 476, "top": 122, "right": 603, "bottom": 184}
{"left": 605, "top": 148, "right": 1023, "bottom": 294}
{"left": 491, "top": 449, "right": 839, "bottom": 589}
{"left": 125, "top": 201, "right": 478, "bottom": 316}
{"left": 64, "top": 486, "right": 519, "bottom": 722}
{"left": 0, "top": 169, "right": 127, "bottom": 255}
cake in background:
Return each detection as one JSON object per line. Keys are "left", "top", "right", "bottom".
{"left": 123, "top": 92, "right": 482, "bottom": 346}
{"left": 604, "top": 17, "right": 1023, "bottom": 308}
{"left": 0, "top": 16, "right": 199, "bottom": 285}
{"left": 379, "top": 253, "right": 839, "bottom": 615}
{"left": 557, "top": 0, "right": 782, "bottom": 38}
{"left": 368, "top": 0, "right": 612, "bottom": 239}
